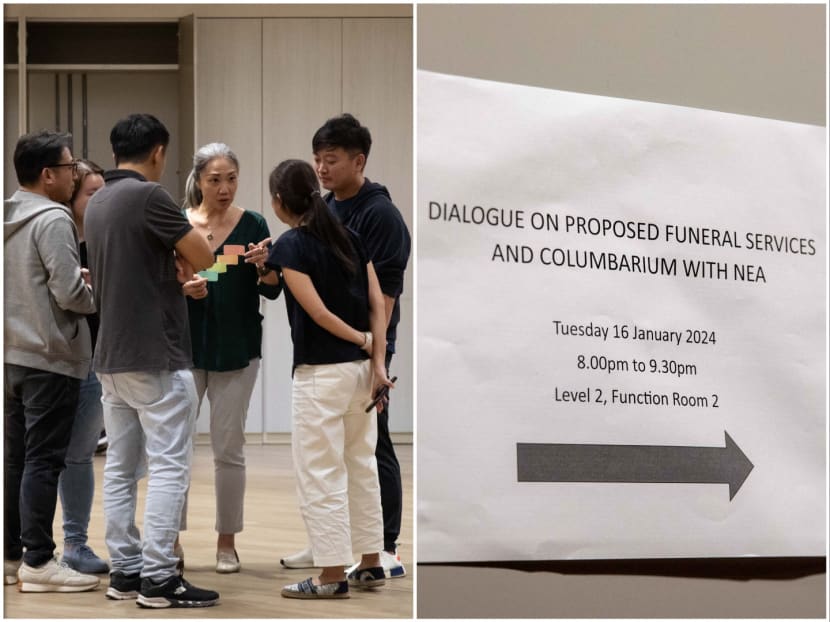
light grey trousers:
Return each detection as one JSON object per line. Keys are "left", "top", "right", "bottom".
{"left": 180, "top": 359, "right": 260, "bottom": 534}
{"left": 100, "top": 369, "right": 198, "bottom": 580}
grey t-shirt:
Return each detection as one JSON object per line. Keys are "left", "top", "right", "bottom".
{"left": 85, "top": 169, "right": 193, "bottom": 373}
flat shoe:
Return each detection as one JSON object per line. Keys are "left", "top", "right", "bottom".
{"left": 281, "top": 577, "right": 349, "bottom": 599}
{"left": 216, "top": 549, "right": 240, "bottom": 574}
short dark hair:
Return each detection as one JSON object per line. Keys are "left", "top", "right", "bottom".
{"left": 109, "top": 113, "right": 170, "bottom": 165}
{"left": 13, "top": 130, "right": 73, "bottom": 186}
{"left": 312, "top": 113, "right": 372, "bottom": 159}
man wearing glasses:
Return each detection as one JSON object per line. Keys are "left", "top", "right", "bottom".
{"left": 4, "top": 131, "right": 99, "bottom": 592}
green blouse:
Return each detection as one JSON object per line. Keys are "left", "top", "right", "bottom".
{"left": 187, "top": 210, "right": 281, "bottom": 371}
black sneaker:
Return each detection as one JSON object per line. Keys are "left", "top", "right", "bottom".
{"left": 136, "top": 575, "right": 219, "bottom": 608}
{"left": 106, "top": 571, "right": 141, "bottom": 600}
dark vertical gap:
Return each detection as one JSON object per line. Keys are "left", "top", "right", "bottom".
{"left": 340, "top": 19, "right": 344, "bottom": 112}
{"left": 82, "top": 73, "right": 88, "bottom": 158}
{"left": 260, "top": 17, "right": 264, "bottom": 202}
{"left": 54, "top": 73, "right": 60, "bottom": 130}
{"left": 66, "top": 73, "right": 74, "bottom": 137}
{"left": 259, "top": 17, "right": 266, "bottom": 444}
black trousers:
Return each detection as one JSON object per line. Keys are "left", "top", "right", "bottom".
{"left": 4, "top": 364, "right": 78, "bottom": 566}
{"left": 378, "top": 352, "right": 403, "bottom": 552}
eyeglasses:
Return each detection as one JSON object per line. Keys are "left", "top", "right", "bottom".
{"left": 46, "top": 160, "right": 79, "bottom": 172}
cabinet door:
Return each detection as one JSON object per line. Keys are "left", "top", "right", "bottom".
{"left": 261, "top": 18, "right": 342, "bottom": 435}
{"left": 85, "top": 72, "right": 180, "bottom": 192}
{"left": 23, "top": 70, "right": 180, "bottom": 194}
{"left": 196, "top": 18, "right": 262, "bottom": 219}
{"left": 194, "top": 18, "right": 264, "bottom": 434}
{"left": 343, "top": 18, "right": 414, "bottom": 433}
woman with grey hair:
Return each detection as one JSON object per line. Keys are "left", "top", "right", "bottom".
{"left": 178, "top": 142, "right": 281, "bottom": 573}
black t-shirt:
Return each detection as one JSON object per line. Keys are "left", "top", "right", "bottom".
{"left": 85, "top": 169, "right": 193, "bottom": 373}
{"left": 266, "top": 227, "right": 370, "bottom": 372}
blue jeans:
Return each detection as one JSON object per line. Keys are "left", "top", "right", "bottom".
{"left": 4, "top": 364, "right": 79, "bottom": 566}
{"left": 99, "top": 369, "right": 197, "bottom": 581}
{"left": 58, "top": 369, "right": 103, "bottom": 545}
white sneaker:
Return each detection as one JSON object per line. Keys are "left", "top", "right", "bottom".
{"left": 346, "top": 550, "right": 406, "bottom": 579}
{"left": 4, "top": 559, "right": 21, "bottom": 585}
{"left": 381, "top": 550, "right": 406, "bottom": 578}
{"left": 280, "top": 547, "right": 315, "bottom": 569}
{"left": 17, "top": 557, "right": 100, "bottom": 592}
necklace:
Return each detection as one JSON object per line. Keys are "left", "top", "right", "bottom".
{"left": 196, "top": 210, "right": 224, "bottom": 241}
{"left": 191, "top": 205, "right": 241, "bottom": 246}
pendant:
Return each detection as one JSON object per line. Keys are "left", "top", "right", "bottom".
{"left": 207, "top": 233, "right": 213, "bottom": 241}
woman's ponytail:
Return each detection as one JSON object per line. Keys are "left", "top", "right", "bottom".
{"left": 270, "top": 159, "right": 357, "bottom": 275}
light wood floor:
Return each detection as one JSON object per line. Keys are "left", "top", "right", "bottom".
{"left": 3, "top": 443, "right": 413, "bottom": 618}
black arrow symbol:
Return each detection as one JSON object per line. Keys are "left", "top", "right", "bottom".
{"left": 517, "top": 431, "right": 753, "bottom": 500}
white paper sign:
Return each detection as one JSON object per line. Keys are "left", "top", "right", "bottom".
{"left": 417, "top": 70, "right": 826, "bottom": 561}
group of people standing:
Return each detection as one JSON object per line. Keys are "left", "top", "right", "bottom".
{"left": 4, "top": 112, "right": 411, "bottom": 607}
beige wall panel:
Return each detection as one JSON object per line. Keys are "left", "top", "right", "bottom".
{"left": 260, "top": 17, "right": 342, "bottom": 433}
{"left": 84, "top": 72, "right": 179, "bottom": 192}
{"left": 343, "top": 17, "right": 413, "bottom": 432}
{"left": 195, "top": 18, "right": 262, "bottom": 216}
{"left": 25, "top": 72, "right": 57, "bottom": 135}
{"left": 195, "top": 17, "right": 264, "bottom": 434}
{"left": 261, "top": 17, "right": 342, "bottom": 215}
{"left": 4, "top": 70, "right": 19, "bottom": 194}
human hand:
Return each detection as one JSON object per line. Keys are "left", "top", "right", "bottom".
{"left": 80, "top": 268, "right": 92, "bottom": 287}
{"left": 182, "top": 275, "right": 209, "bottom": 299}
{"left": 244, "top": 238, "right": 271, "bottom": 267}
{"left": 369, "top": 369, "right": 395, "bottom": 413}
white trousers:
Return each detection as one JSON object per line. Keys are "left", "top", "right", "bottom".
{"left": 180, "top": 359, "right": 260, "bottom": 533}
{"left": 292, "top": 359, "right": 383, "bottom": 567}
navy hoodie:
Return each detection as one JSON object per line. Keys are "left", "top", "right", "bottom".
{"left": 327, "top": 179, "right": 411, "bottom": 353}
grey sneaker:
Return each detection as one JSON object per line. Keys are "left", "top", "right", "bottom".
{"left": 17, "top": 557, "right": 100, "bottom": 592}
{"left": 4, "top": 559, "right": 21, "bottom": 586}
{"left": 62, "top": 543, "right": 110, "bottom": 574}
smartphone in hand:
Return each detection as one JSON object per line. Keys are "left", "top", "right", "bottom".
{"left": 365, "top": 376, "right": 398, "bottom": 413}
